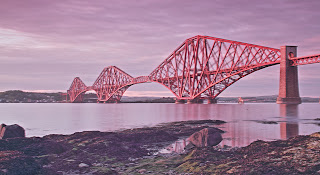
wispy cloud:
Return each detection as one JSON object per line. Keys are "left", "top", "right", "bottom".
{"left": 0, "top": 28, "right": 55, "bottom": 49}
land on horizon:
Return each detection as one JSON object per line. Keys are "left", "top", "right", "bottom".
{"left": 0, "top": 90, "right": 319, "bottom": 103}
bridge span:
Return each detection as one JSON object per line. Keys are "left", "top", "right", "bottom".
{"left": 66, "top": 35, "right": 320, "bottom": 104}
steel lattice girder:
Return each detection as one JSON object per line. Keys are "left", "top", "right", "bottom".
{"left": 67, "top": 77, "right": 87, "bottom": 102}
{"left": 149, "top": 35, "right": 281, "bottom": 99}
{"left": 67, "top": 35, "right": 320, "bottom": 103}
{"left": 92, "top": 66, "right": 134, "bottom": 102}
{"left": 290, "top": 54, "right": 320, "bottom": 66}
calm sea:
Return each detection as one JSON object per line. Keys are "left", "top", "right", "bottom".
{"left": 0, "top": 103, "right": 319, "bottom": 147}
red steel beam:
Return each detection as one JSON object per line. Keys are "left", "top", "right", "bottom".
{"left": 66, "top": 35, "right": 320, "bottom": 103}
{"left": 290, "top": 54, "right": 320, "bottom": 66}
{"left": 149, "top": 35, "right": 281, "bottom": 100}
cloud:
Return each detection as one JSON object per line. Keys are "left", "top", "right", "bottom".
{"left": 0, "top": 28, "right": 56, "bottom": 49}
{"left": 0, "top": 0, "right": 320, "bottom": 96}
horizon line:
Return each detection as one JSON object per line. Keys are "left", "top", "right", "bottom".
{"left": 0, "top": 89, "right": 319, "bottom": 98}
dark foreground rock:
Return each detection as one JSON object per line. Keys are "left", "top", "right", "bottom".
{"left": 0, "top": 124, "right": 25, "bottom": 139}
{"left": 0, "top": 120, "right": 319, "bottom": 174}
{"left": 125, "top": 132, "right": 320, "bottom": 174}
{"left": 187, "top": 127, "right": 223, "bottom": 147}
{"left": 0, "top": 120, "right": 224, "bottom": 174}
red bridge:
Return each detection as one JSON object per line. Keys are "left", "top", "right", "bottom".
{"left": 66, "top": 35, "right": 320, "bottom": 104}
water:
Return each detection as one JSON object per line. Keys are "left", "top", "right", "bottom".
{"left": 0, "top": 103, "right": 319, "bottom": 147}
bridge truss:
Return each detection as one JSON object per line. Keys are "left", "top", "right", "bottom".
{"left": 67, "top": 35, "right": 319, "bottom": 103}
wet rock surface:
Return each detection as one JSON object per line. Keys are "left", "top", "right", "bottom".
{"left": 126, "top": 132, "right": 320, "bottom": 174}
{"left": 0, "top": 119, "right": 319, "bottom": 174}
{"left": 0, "top": 124, "right": 25, "bottom": 139}
{"left": 187, "top": 127, "right": 223, "bottom": 147}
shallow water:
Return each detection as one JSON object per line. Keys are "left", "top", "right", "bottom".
{"left": 0, "top": 103, "right": 319, "bottom": 147}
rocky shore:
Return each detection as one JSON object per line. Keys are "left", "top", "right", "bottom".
{"left": 0, "top": 120, "right": 319, "bottom": 174}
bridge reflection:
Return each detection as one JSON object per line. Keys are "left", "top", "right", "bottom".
{"left": 161, "top": 104, "right": 301, "bottom": 153}
{"left": 279, "top": 104, "right": 299, "bottom": 140}
{"left": 220, "top": 104, "right": 300, "bottom": 147}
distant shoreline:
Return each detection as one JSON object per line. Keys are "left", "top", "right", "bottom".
{"left": 0, "top": 90, "right": 319, "bottom": 103}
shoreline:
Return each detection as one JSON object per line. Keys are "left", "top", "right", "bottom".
{"left": 0, "top": 120, "right": 319, "bottom": 174}
{"left": 1, "top": 90, "right": 319, "bottom": 103}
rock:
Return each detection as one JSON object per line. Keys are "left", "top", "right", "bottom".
{"left": 0, "top": 151, "right": 42, "bottom": 174}
{"left": 92, "top": 163, "right": 104, "bottom": 167}
{"left": 0, "top": 124, "right": 25, "bottom": 139}
{"left": 187, "top": 127, "right": 222, "bottom": 147}
{"left": 138, "top": 169, "right": 146, "bottom": 174}
{"left": 78, "top": 163, "right": 89, "bottom": 168}
{"left": 310, "top": 132, "right": 320, "bottom": 138}
{"left": 0, "top": 124, "right": 6, "bottom": 138}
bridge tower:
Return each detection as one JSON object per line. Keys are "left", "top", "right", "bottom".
{"left": 276, "top": 46, "right": 301, "bottom": 104}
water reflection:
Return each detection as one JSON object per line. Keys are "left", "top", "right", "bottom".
{"left": 0, "top": 103, "right": 318, "bottom": 147}
{"left": 161, "top": 104, "right": 302, "bottom": 153}
{"left": 279, "top": 104, "right": 299, "bottom": 139}
{"left": 220, "top": 104, "right": 301, "bottom": 147}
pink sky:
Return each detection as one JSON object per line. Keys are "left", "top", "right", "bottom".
{"left": 0, "top": 0, "right": 320, "bottom": 97}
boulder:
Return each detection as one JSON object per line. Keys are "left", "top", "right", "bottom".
{"left": 0, "top": 124, "right": 25, "bottom": 139}
{"left": 0, "top": 124, "right": 5, "bottom": 138}
{"left": 187, "top": 127, "right": 222, "bottom": 147}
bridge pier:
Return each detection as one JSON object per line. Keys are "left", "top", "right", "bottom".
{"left": 276, "top": 46, "right": 302, "bottom": 104}
{"left": 175, "top": 99, "right": 186, "bottom": 104}
{"left": 187, "top": 98, "right": 203, "bottom": 104}
{"left": 98, "top": 100, "right": 120, "bottom": 103}
{"left": 207, "top": 98, "right": 217, "bottom": 104}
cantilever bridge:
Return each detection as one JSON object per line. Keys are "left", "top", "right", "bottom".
{"left": 66, "top": 35, "right": 320, "bottom": 104}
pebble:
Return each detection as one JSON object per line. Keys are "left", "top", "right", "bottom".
{"left": 43, "top": 164, "right": 52, "bottom": 168}
{"left": 79, "top": 163, "right": 89, "bottom": 168}
{"left": 92, "top": 163, "right": 103, "bottom": 167}
{"left": 127, "top": 163, "right": 136, "bottom": 166}
{"left": 167, "top": 170, "right": 175, "bottom": 175}
{"left": 128, "top": 157, "right": 138, "bottom": 161}
{"left": 138, "top": 169, "right": 147, "bottom": 174}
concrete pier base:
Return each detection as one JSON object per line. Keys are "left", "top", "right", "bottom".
{"left": 276, "top": 46, "right": 302, "bottom": 104}
{"left": 175, "top": 99, "right": 186, "bottom": 104}
{"left": 276, "top": 97, "right": 301, "bottom": 104}
{"left": 186, "top": 98, "right": 203, "bottom": 104}
{"left": 207, "top": 98, "right": 217, "bottom": 104}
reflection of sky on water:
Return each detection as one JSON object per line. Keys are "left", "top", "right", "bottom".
{"left": 0, "top": 103, "right": 319, "bottom": 147}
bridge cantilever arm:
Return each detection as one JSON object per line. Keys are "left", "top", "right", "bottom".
{"left": 290, "top": 54, "right": 320, "bottom": 66}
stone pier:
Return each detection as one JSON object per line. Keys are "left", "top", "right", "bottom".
{"left": 276, "top": 46, "right": 302, "bottom": 104}
{"left": 187, "top": 98, "right": 203, "bottom": 104}
{"left": 207, "top": 98, "right": 217, "bottom": 104}
{"left": 175, "top": 99, "right": 186, "bottom": 104}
